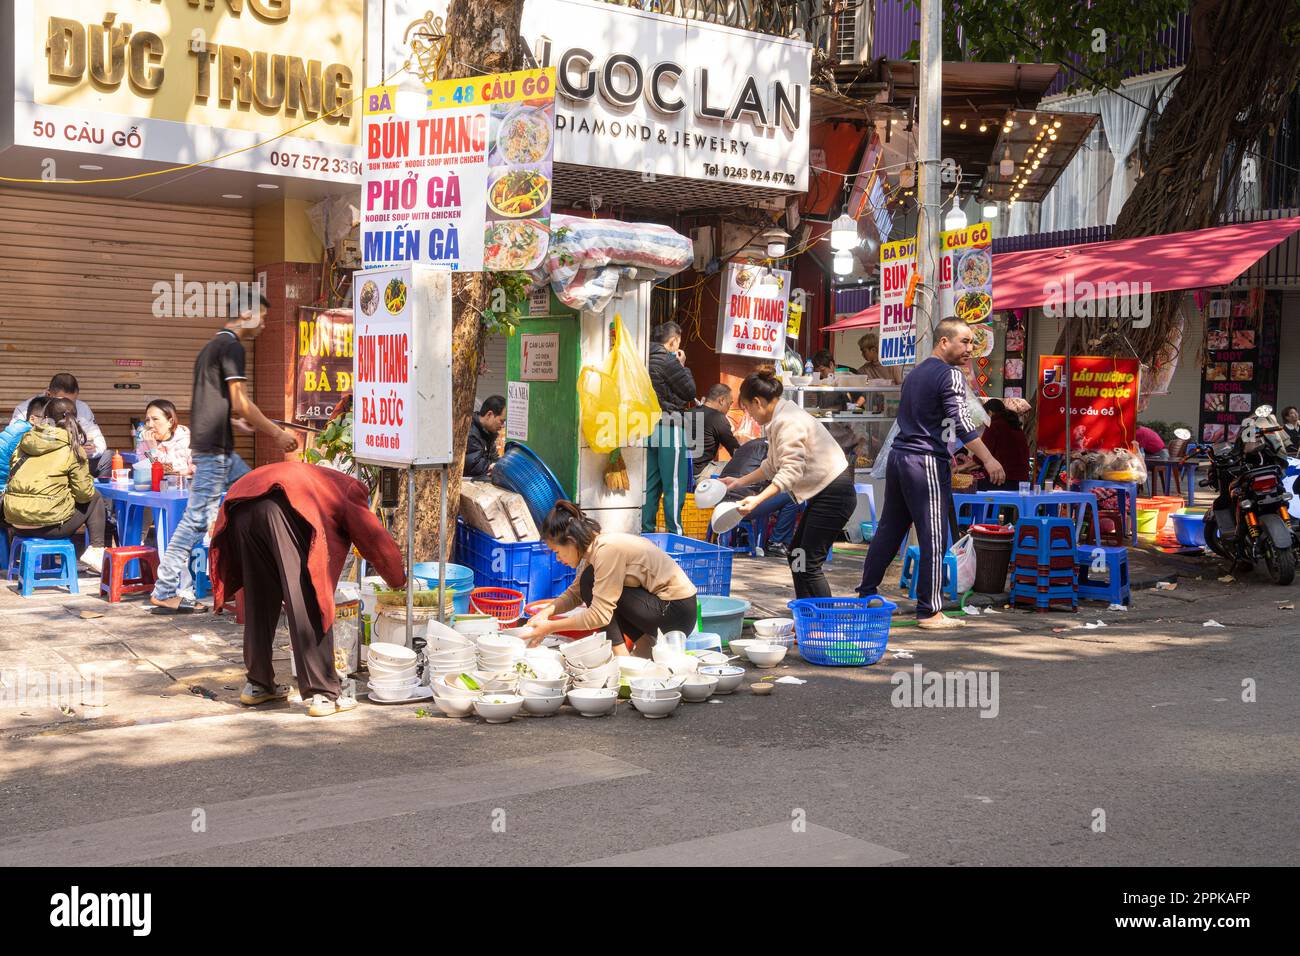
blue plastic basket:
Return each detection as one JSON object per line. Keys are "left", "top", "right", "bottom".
{"left": 787, "top": 596, "right": 895, "bottom": 666}
{"left": 454, "top": 520, "right": 576, "bottom": 603}
{"left": 643, "top": 532, "right": 733, "bottom": 596}
{"left": 491, "top": 442, "right": 568, "bottom": 527}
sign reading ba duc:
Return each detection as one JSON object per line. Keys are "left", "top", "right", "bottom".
{"left": 717, "top": 263, "right": 791, "bottom": 361}
{"left": 352, "top": 265, "right": 453, "bottom": 467}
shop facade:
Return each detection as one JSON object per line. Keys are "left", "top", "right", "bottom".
{"left": 0, "top": 0, "right": 365, "bottom": 463}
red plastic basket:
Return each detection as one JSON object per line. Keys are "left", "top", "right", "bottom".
{"left": 469, "top": 587, "right": 525, "bottom": 623}
{"left": 522, "top": 600, "right": 600, "bottom": 639}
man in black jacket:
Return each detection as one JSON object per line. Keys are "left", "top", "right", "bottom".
{"left": 464, "top": 395, "right": 506, "bottom": 478}
{"left": 642, "top": 321, "right": 696, "bottom": 534}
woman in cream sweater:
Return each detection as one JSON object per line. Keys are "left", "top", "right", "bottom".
{"left": 721, "top": 369, "right": 856, "bottom": 598}
{"left": 524, "top": 502, "right": 698, "bottom": 657}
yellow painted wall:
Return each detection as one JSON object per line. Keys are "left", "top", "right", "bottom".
{"left": 255, "top": 198, "right": 323, "bottom": 266}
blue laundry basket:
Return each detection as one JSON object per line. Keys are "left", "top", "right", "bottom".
{"left": 491, "top": 442, "right": 568, "bottom": 527}
{"left": 787, "top": 596, "right": 895, "bottom": 666}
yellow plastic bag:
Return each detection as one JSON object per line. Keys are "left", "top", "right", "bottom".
{"left": 578, "top": 315, "right": 661, "bottom": 454}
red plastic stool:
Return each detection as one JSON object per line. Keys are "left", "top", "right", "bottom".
{"left": 100, "top": 546, "right": 160, "bottom": 602}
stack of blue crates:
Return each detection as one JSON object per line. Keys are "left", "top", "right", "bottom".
{"left": 1010, "top": 516, "right": 1078, "bottom": 612}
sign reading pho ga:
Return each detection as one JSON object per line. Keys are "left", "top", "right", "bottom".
{"left": 519, "top": 0, "right": 810, "bottom": 191}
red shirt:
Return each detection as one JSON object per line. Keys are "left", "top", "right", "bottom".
{"left": 1135, "top": 426, "right": 1166, "bottom": 455}
{"left": 209, "top": 462, "right": 406, "bottom": 621}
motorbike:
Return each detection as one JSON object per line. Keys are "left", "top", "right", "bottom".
{"left": 1201, "top": 405, "right": 1299, "bottom": 586}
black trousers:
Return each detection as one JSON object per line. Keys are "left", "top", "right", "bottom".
{"left": 3, "top": 493, "right": 107, "bottom": 548}
{"left": 789, "top": 467, "right": 857, "bottom": 599}
{"left": 578, "top": 565, "right": 698, "bottom": 649}
{"left": 226, "top": 494, "right": 340, "bottom": 701}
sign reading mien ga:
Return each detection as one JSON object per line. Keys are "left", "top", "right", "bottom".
{"left": 44, "top": 0, "right": 354, "bottom": 126}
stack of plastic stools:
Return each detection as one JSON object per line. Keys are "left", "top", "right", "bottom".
{"left": 1076, "top": 545, "right": 1131, "bottom": 605}
{"left": 1010, "top": 516, "right": 1077, "bottom": 612}
{"left": 8, "top": 538, "right": 80, "bottom": 596}
{"left": 100, "top": 546, "right": 159, "bottom": 603}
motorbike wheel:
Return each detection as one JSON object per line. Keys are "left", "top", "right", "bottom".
{"left": 1262, "top": 540, "right": 1296, "bottom": 586}
{"left": 1203, "top": 514, "right": 1228, "bottom": 558}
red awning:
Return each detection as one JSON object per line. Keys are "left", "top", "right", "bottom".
{"left": 822, "top": 216, "right": 1300, "bottom": 333}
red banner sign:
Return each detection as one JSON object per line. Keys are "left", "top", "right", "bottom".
{"left": 1036, "top": 355, "right": 1140, "bottom": 453}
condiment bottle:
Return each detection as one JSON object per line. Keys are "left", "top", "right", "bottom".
{"left": 111, "top": 450, "right": 124, "bottom": 473}
{"left": 151, "top": 458, "right": 164, "bottom": 492}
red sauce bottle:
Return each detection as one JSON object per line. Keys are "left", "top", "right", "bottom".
{"left": 151, "top": 458, "right": 164, "bottom": 492}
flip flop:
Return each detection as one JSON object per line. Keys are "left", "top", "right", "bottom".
{"left": 149, "top": 598, "right": 209, "bottom": 615}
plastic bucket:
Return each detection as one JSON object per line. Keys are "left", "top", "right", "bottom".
{"left": 970, "top": 523, "right": 1015, "bottom": 594}
{"left": 412, "top": 561, "right": 474, "bottom": 591}
{"left": 698, "top": 595, "right": 750, "bottom": 647}
{"left": 359, "top": 575, "right": 386, "bottom": 652}
{"left": 1170, "top": 511, "right": 1207, "bottom": 548}
{"left": 1136, "top": 508, "right": 1160, "bottom": 535}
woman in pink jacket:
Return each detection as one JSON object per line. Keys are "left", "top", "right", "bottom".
{"left": 135, "top": 400, "right": 194, "bottom": 476}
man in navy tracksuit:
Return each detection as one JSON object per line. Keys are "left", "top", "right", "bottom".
{"left": 857, "top": 319, "right": 1006, "bottom": 630}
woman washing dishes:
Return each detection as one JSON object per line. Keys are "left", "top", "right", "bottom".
{"left": 523, "top": 502, "right": 698, "bottom": 657}
{"left": 720, "top": 368, "right": 857, "bottom": 598}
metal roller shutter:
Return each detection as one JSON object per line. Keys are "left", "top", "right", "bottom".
{"left": 0, "top": 187, "right": 256, "bottom": 460}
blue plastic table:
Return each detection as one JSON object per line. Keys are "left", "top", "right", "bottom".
{"left": 96, "top": 482, "right": 190, "bottom": 555}
{"left": 953, "top": 490, "right": 1102, "bottom": 545}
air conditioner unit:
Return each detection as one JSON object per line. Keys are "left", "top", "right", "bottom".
{"left": 691, "top": 226, "right": 714, "bottom": 272}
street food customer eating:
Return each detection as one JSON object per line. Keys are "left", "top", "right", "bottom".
{"left": 209, "top": 461, "right": 406, "bottom": 718}
{"left": 524, "top": 502, "right": 698, "bottom": 657}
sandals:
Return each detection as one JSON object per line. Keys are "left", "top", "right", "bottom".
{"left": 148, "top": 597, "right": 209, "bottom": 615}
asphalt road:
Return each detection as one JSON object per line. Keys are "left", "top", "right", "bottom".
{"left": 2, "top": 558, "right": 1296, "bottom": 867}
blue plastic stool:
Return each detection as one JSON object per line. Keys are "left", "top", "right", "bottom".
{"left": 1075, "top": 545, "right": 1131, "bottom": 605}
{"left": 9, "top": 538, "right": 80, "bottom": 596}
{"left": 190, "top": 543, "right": 212, "bottom": 599}
{"left": 1011, "top": 516, "right": 1076, "bottom": 563}
{"left": 899, "top": 545, "right": 962, "bottom": 603}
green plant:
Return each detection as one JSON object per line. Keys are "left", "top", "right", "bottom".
{"left": 304, "top": 410, "right": 378, "bottom": 490}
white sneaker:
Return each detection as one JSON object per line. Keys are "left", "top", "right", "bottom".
{"left": 308, "top": 693, "right": 358, "bottom": 717}
{"left": 79, "top": 546, "right": 105, "bottom": 574}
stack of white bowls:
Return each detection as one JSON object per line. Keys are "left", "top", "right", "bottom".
{"left": 430, "top": 672, "right": 482, "bottom": 718}
{"left": 453, "top": 614, "right": 500, "bottom": 640}
{"left": 477, "top": 633, "right": 527, "bottom": 671}
{"left": 562, "top": 635, "right": 619, "bottom": 689}
{"left": 423, "top": 631, "right": 477, "bottom": 682}
{"left": 628, "top": 677, "right": 683, "bottom": 718}
{"left": 366, "top": 642, "right": 422, "bottom": 701}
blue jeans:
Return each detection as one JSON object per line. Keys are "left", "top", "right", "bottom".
{"left": 771, "top": 500, "right": 802, "bottom": 546}
{"left": 152, "top": 451, "right": 250, "bottom": 600}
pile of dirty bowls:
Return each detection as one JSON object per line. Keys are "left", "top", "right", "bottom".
{"left": 742, "top": 642, "right": 788, "bottom": 668}
{"left": 453, "top": 613, "right": 499, "bottom": 640}
{"left": 366, "top": 642, "right": 423, "bottom": 701}
{"left": 430, "top": 672, "right": 481, "bottom": 718}
{"left": 752, "top": 617, "right": 796, "bottom": 648}
{"left": 628, "top": 677, "right": 683, "bottom": 718}
{"left": 476, "top": 633, "right": 526, "bottom": 672}
{"left": 423, "top": 628, "right": 477, "bottom": 681}
{"left": 562, "top": 635, "right": 619, "bottom": 689}
{"left": 699, "top": 664, "right": 746, "bottom": 694}
{"left": 473, "top": 693, "right": 524, "bottom": 723}
{"left": 567, "top": 687, "right": 618, "bottom": 717}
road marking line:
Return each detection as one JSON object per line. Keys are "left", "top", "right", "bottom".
{"left": 570, "top": 822, "right": 908, "bottom": 867}
{"left": 0, "top": 749, "right": 646, "bottom": 866}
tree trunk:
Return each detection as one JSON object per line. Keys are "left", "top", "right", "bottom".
{"left": 1031, "top": 0, "right": 1300, "bottom": 442}
{"left": 392, "top": 0, "right": 526, "bottom": 561}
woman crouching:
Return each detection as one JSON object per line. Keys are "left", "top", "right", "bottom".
{"left": 524, "top": 502, "right": 698, "bottom": 657}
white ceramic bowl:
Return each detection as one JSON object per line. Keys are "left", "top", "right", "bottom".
{"left": 694, "top": 477, "right": 727, "bottom": 509}
{"left": 752, "top": 618, "right": 795, "bottom": 640}
{"left": 680, "top": 674, "right": 719, "bottom": 702}
{"left": 453, "top": 616, "right": 499, "bottom": 637}
{"left": 368, "top": 672, "right": 419, "bottom": 687}
{"left": 728, "top": 638, "right": 760, "bottom": 657}
{"left": 560, "top": 633, "right": 606, "bottom": 656}
{"left": 519, "top": 676, "right": 569, "bottom": 697}
{"left": 470, "top": 672, "right": 519, "bottom": 693}
{"left": 630, "top": 692, "right": 681, "bottom": 718}
{"left": 435, "top": 675, "right": 483, "bottom": 697}
{"left": 690, "top": 650, "right": 732, "bottom": 667}
{"left": 478, "top": 634, "right": 526, "bottom": 654}
{"left": 628, "top": 676, "right": 686, "bottom": 699}
{"left": 369, "top": 680, "right": 421, "bottom": 702}
{"left": 710, "top": 501, "right": 743, "bottom": 534}
{"left": 699, "top": 664, "right": 745, "bottom": 694}
{"left": 474, "top": 694, "right": 524, "bottom": 723}
{"left": 616, "top": 656, "right": 657, "bottom": 678}
{"left": 745, "top": 643, "right": 788, "bottom": 668}
{"left": 521, "top": 694, "right": 565, "bottom": 716}
{"left": 368, "top": 642, "right": 417, "bottom": 666}
{"left": 567, "top": 687, "right": 618, "bottom": 716}
{"left": 564, "top": 642, "right": 613, "bottom": 666}
{"left": 433, "top": 694, "right": 477, "bottom": 718}
{"left": 367, "top": 662, "right": 418, "bottom": 682}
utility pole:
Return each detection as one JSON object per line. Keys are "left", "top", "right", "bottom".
{"left": 913, "top": 0, "right": 943, "bottom": 360}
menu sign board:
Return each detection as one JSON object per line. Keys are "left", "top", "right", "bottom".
{"left": 716, "top": 263, "right": 791, "bottom": 361}
{"left": 1198, "top": 291, "right": 1282, "bottom": 445}
{"left": 361, "top": 68, "right": 556, "bottom": 273}
{"left": 879, "top": 236, "right": 916, "bottom": 367}
{"left": 1037, "top": 355, "right": 1140, "bottom": 453}
{"left": 295, "top": 308, "right": 354, "bottom": 422}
